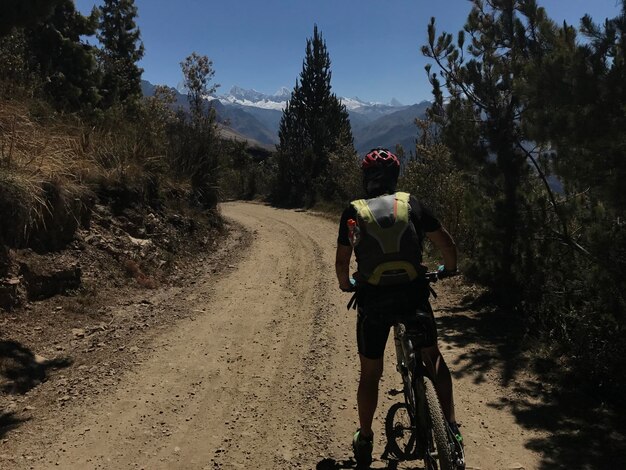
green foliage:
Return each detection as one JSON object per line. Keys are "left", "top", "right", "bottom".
{"left": 274, "top": 25, "right": 356, "bottom": 207}
{"left": 27, "top": 1, "right": 101, "bottom": 112}
{"left": 218, "top": 142, "right": 274, "bottom": 201}
{"left": 0, "top": 0, "right": 64, "bottom": 37}
{"left": 98, "top": 0, "right": 144, "bottom": 110}
{"left": 139, "top": 85, "right": 176, "bottom": 158}
{"left": 522, "top": 1, "right": 626, "bottom": 401}
{"left": 398, "top": 121, "right": 470, "bottom": 248}
{"left": 0, "top": 30, "right": 39, "bottom": 97}
{"left": 180, "top": 53, "right": 219, "bottom": 120}
{"left": 423, "top": 0, "right": 559, "bottom": 300}
{"left": 423, "top": 0, "right": 626, "bottom": 402}
{"left": 167, "top": 53, "right": 220, "bottom": 209}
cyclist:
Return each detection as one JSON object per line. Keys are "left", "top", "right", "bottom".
{"left": 335, "top": 148, "right": 461, "bottom": 467}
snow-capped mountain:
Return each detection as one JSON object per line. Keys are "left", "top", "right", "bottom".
{"left": 215, "top": 86, "right": 291, "bottom": 111}
{"left": 213, "top": 86, "right": 405, "bottom": 114}
{"left": 141, "top": 81, "right": 429, "bottom": 152}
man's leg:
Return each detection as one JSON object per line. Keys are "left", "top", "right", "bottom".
{"left": 422, "top": 345, "right": 455, "bottom": 423}
{"left": 357, "top": 354, "right": 384, "bottom": 437}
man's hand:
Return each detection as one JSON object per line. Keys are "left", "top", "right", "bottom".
{"left": 426, "top": 227, "right": 457, "bottom": 273}
{"left": 437, "top": 264, "right": 458, "bottom": 279}
{"left": 340, "top": 278, "right": 357, "bottom": 292}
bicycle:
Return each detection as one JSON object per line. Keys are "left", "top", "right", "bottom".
{"left": 384, "top": 271, "right": 465, "bottom": 470}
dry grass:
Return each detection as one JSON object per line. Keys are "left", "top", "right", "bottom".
{"left": 0, "top": 101, "right": 93, "bottom": 178}
{"left": 0, "top": 99, "right": 152, "bottom": 247}
{"left": 0, "top": 101, "right": 97, "bottom": 245}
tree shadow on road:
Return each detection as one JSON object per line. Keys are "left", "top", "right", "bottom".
{"left": 316, "top": 457, "right": 424, "bottom": 470}
{"left": 0, "top": 411, "right": 28, "bottom": 439}
{"left": 436, "top": 301, "right": 626, "bottom": 469}
{"left": 316, "top": 457, "right": 356, "bottom": 469}
{"left": 0, "top": 340, "right": 72, "bottom": 394}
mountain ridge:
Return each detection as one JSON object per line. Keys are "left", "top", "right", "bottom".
{"left": 141, "top": 80, "right": 430, "bottom": 154}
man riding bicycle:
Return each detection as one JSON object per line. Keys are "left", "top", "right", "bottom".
{"left": 335, "top": 148, "right": 462, "bottom": 467}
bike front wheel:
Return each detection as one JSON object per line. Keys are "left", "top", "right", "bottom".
{"left": 423, "top": 377, "right": 456, "bottom": 470}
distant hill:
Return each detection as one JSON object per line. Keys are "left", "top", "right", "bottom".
{"left": 141, "top": 80, "right": 276, "bottom": 147}
{"left": 141, "top": 80, "right": 431, "bottom": 155}
{"left": 351, "top": 102, "right": 431, "bottom": 155}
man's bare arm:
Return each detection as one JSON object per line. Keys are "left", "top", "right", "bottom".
{"left": 335, "top": 244, "right": 353, "bottom": 290}
{"left": 426, "top": 227, "right": 457, "bottom": 271}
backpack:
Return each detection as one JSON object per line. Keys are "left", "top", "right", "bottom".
{"left": 350, "top": 192, "right": 425, "bottom": 286}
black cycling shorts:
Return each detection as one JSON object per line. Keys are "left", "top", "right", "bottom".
{"left": 355, "top": 281, "right": 438, "bottom": 360}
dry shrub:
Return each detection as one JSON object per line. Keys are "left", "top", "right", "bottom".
{"left": 0, "top": 100, "right": 97, "bottom": 248}
{"left": 0, "top": 101, "right": 95, "bottom": 177}
{"left": 123, "top": 259, "right": 157, "bottom": 289}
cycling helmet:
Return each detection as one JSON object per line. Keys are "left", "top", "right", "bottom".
{"left": 361, "top": 148, "right": 400, "bottom": 197}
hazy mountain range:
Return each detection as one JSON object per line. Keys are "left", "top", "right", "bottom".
{"left": 141, "top": 80, "right": 430, "bottom": 154}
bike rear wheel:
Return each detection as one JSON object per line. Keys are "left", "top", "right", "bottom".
{"left": 423, "top": 377, "right": 455, "bottom": 470}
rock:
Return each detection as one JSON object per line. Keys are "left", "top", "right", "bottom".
{"left": 72, "top": 328, "right": 86, "bottom": 338}
{"left": 128, "top": 235, "right": 152, "bottom": 247}
{"left": 16, "top": 250, "right": 81, "bottom": 300}
{"left": 33, "top": 354, "right": 49, "bottom": 365}
{"left": 0, "top": 277, "right": 23, "bottom": 311}
{"left": 0, "top": 245, "right": 10, "bottom": 277}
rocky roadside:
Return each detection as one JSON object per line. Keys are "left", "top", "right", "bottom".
{"left": 0, "top": 200, "right": 251, "bottom": 462}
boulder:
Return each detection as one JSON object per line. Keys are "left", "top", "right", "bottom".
{"left": 0, "top": 245, "right": 9, "bottom": 277}
{"left": 16, "top": 251, "right": 81, "bottom": 300}
{"left": 0, "top": 278, "right": 22, "bottom": 311}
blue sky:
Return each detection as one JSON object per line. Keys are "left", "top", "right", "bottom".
{"left": 75, "top": 0, "right": 622, "bottom": 105}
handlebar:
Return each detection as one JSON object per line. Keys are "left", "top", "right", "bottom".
{"left": 341, "top": 269, "right": 458, "bottom": 293}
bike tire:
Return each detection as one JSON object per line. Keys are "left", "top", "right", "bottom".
{"left": 423, "top": 377, "right": 455, "bottom": 470}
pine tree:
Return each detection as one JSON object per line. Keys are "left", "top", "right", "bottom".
{"left": 529, "top": 1, "right": 626, "bottom": 212}
{"left": 27, "top": 1, "right": 100, "bottom": 111}
{"left": 98, "top": 0, "right": 144, "bottom": 110}
{"left": 0, "top": 0, "right": 64, "bottom": 37}
{"left": 522, "top": 2, "right": 626, "bottom": 396}
{"left": 423, "top": 0, "right": 559, "bottom": 300}
{"left": 275, "top": 25, "right": 354, "bottom": 207}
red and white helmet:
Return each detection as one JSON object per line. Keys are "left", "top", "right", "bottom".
{"left": 361, "top": 148, "right": 400, "bottom": 170}
{"left": 361, "top": 148, "right": 400, "bottom": 196}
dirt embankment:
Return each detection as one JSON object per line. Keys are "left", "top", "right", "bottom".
{"left": 1, "top": 202, "right": 625, "bottom": 469}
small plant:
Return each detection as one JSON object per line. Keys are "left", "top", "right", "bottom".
{"left": 123, "top": 258, "right": 157, "bottom": 289}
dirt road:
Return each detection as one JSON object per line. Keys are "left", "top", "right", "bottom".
{"left": 4, "top": 202, "right": 547, "bottom": 469}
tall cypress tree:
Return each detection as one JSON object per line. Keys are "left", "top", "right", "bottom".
{"left": 98, "top": 0, "right": 144, "bottom": 110}
{"left": 275, "top": 25, "right": 354, "bottom": 207}
{"left": 27, "top": 0, "right": 100, "bottom": 111}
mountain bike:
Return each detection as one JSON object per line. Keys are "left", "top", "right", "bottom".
{"left": 384, "top": 271, "right": 465, "bottom": 470}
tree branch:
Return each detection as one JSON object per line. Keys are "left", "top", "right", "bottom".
{"left": 515, "top": 139, "right": 592, "bottom": 257}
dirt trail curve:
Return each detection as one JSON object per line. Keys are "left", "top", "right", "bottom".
{"left": 5, "top": 202, "right": 547, "bottom": 469}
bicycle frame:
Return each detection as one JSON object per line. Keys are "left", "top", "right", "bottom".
{"left": 393, "top": 319, "right": 435, "bottom": 461}
{"left": 390, "top": 311, "right": 465, "bottom": 470}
